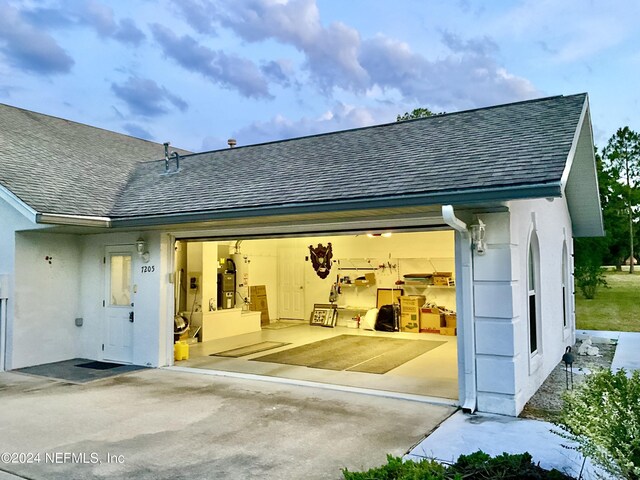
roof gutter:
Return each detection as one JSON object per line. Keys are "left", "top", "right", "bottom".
{"left": 111, "top": 182, "right": 562, "bottom": 228}
{"left": 442, "top": 205, "right": 477, "bottom": 413}
{"left": 36, "top": 213, "right": 112, "bottom": 228}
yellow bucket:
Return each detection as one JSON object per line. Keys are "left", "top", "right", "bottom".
{"left": 174, "top": 341, "right": 190, "bottom": 361}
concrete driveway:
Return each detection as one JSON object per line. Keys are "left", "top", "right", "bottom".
{"left": 0, "top": 369, "right": 455, "bottom": 479}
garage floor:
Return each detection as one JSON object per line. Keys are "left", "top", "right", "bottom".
{"left": 0, "top": 368, "right": 456, "bottom": 479}
{"left": 178, "top": 322, "right": 458, "bottom": 400}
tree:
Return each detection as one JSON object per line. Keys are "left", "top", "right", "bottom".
{"left": 601, "top": 127, "right": 640, "bottom": 273}
{"left": 396, "top": 107, "right": 443, "bottom": 121}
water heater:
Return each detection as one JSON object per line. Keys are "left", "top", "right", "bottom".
{"left": 231, "top": 253, "right": 249, "bottom": 303}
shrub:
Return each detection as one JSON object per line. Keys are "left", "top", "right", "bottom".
{"left": 342, "top": 454, "right": 446, "bottom": 479}
{"left": 574, "top": 263, "right": 609, "bottom": 299}
{"left": 555, "top": 368, "right": 640, "bottom": 479}
{"left": 342, "top": 451, "right": 574, "bottom": 479}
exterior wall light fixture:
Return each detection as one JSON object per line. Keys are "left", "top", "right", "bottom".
{"left": 469, "top": 220, "right": 486, "bottom": 255}
{"left": 136, "top": 237, "right": 150, "bottom": 263}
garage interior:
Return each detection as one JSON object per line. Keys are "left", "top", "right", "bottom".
{"left": 172, "top": 230, "right": 459, "bottom": 400}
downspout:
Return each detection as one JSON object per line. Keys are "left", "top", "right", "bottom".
{"left": 0, "top": 274, "right": 8, "bottom": 372}
{"left": 442, "top": 205, "right": 477, "bottom": 413}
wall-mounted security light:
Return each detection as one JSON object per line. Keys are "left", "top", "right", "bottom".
{"left": 469, "top": 220, "right": 486, "bottom": 255}
{"left": 136, "top": 237, "right": 150, "bottom": 263}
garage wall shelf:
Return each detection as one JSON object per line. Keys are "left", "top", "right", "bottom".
{"left": 336, "top": 258, "right": 379, "bottom": 271}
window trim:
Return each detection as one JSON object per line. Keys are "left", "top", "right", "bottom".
{"left": 527, "top": 230, "right": 541, "bottom": 359}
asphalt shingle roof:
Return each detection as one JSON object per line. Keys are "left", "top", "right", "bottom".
{"left": 1, "top": 94, "right": 587, "bottom": 220}
{"left": 110, "top": 93, "right": 586, "bottom": 219}
{"left": 0, "top": 103, "right": 190, "bottom": 216}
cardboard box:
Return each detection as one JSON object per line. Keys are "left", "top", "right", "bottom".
{"left": 400, "top": 295, "right": 426, "bottom": 316}
{"left": 444, "top": 314, "right": 457, "bottom": 328}
{"left": 400, "top": 313, "right": 420, "bottom": 333}
{"left": 420, "top": 306, "right": 440, "bottom": 315}
{"left": 249, "top": 285, "right": 269, "bottom": 325}
{"left": 432, "top": 274, "right": 453, "bottom": 286}
{"left": 249, "top": 285, "right": 267, "bottom": 297}
{"left": 440, "top": 327, "right": 457, "bottom": 336}
{"left": 420, "top": 312, "right": 444, "bottom": 332}
{"left": 354, "top": 272, "right": 376, "bottom": 286}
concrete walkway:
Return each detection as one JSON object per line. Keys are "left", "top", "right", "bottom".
{"left": 406, "top": 329, "right": 640, "bottom": 479}
{"left": 0, "top": 368, "right": 454, "bottom": 480}
{"left": 406, "top": 410, "right": 609, "bottom": 479}
{"left": 611, "top": 331, "right": 640, "bottom": 374}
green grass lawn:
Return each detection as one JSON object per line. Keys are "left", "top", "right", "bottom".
{"left": 576, "top": 271, "right": 640, "bottom": 332}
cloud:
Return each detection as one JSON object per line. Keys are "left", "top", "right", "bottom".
{"left": 151, "top": 23, "right": 271, "bottom": 98}
{"left": 230, "top": 102, "right": 380, "bottom": 145}
{"left": 0, "top": 0, "right": 74, "bottom": 74}
{"left": 440, "top": 31, "right": 498, "bottom": 56}
{"left": 123, "top": 123, "right": 154, "bottom": 140}
{"left": 217, "top": 0, "right": 368, "bottom": 93}
{"left": 75, "top": 1, "right": 146, "bottom": 45}
{"left": 260, "top": 59, "right": 294, "bottom": 87}
{"left": 20, "top": 1, "right": 145, "bottom": 46}
{"left": 359, "top": 34, "right": 538, "bottom": 109}
{"left": 214, "top": 0, "right": 535, "bottom": 107}
{"left": 112, "top": 76, "right": 189, "bottom": 116}
{"left": 172, "top": 0, "right": 218, "bottom": 35}
{"left": 113, "top": 18, "right": 146, "bottom": 46}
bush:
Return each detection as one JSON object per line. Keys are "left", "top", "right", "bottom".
{"left": 556, "top": 368, "right": 640, "bottom": 479}
{"left": 342, "top": 451, "right": 574, "bottom": 479}
{"left": 574, "top": 263, "right": 609, "bottom": 299}
{"left": 342, "top": 454, "right": 446, "bottom": 479}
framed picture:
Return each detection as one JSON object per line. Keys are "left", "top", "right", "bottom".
{"left": 310, "top": 303, "right": 338, "bottom": 327}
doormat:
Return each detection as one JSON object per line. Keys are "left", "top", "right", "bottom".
{"left": 14, "top": 358, "right": 147, "bottom": 384}
{"left": 253, "top": 335, "right": 445, "bottom": 374}
{"left": 76, "top": 361, "right": 122, "bottom": 370}
{"left": 210, "top": 341, "right": 291, "bottom": 358}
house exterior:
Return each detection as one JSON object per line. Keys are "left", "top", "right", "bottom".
{"left": 0, "top": 94, "right": 603, "bottom": 416}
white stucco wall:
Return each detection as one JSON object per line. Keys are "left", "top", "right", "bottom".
{"left": 0, "top": 197, "right": 49, "bottom": 370}
{"left": 510, "top": 197, "right": 575, "bottom": 413}
{"left": 473, "top": 197, "right": 574, "bottom": 416}
{"left": 13, "top": 231, "right": 82, "bottom": 368}
{"left": 79, "top": 231, "right": 164, "bottom": 367}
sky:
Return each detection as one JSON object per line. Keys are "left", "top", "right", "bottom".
{"left": 1, "top": 0, "right": 639, "bottom": 153}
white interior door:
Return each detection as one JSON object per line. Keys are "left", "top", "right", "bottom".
{"left": 104, "top": 246, "right": 134, "bottom": 363}
{"left": 278, "top": 249, "right": 305, "bottom": 320}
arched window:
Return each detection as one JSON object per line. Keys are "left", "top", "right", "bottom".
{"left": 528, "top": 232, "right": 540, "bottom": 355}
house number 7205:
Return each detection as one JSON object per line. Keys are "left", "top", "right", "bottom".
{"left": 141, "top": 265, "right": 155, "bottom": 273}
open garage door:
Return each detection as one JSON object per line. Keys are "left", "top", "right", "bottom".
{"left": 168, "top": 227, "right": 460, "bottom": 404}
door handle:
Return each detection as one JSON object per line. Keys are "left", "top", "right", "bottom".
{"left": 129, "top": 311, "right": 134, "bottom": 323}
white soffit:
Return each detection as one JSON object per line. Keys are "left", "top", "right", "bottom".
{"left": 563, "top": 100, "right": 605, "bottom": 237}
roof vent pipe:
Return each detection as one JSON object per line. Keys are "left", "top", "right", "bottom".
{"left": 171, "top": 151, "right": 180, "bottom": 171}
{"left": 227, "top": 138, "right": 237, "bottom": 148}
{"left": 163, "top": 142, "right": 170, "bottom": 172}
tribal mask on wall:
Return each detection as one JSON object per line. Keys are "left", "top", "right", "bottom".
{"left": 308, "top": 243, "right": 333, "bottom": 279}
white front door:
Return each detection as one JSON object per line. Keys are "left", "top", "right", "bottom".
{"left": 104, "top": 246, "right": 134, "bottom": 363}
{"left": 278, "top": 249, "right": 305, "bottom": 319}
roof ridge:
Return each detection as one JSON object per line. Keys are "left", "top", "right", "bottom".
{"left": 186, "top": 93, "right": 587, "bottom": 157}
